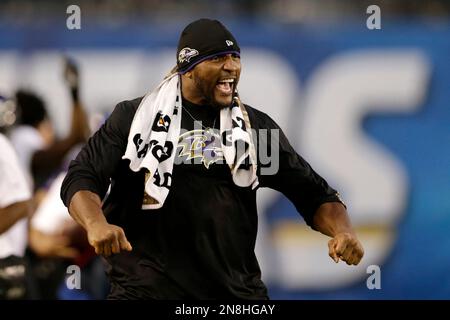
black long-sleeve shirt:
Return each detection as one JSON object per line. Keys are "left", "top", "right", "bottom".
{"left": 61, "top": 97, "right": 341, "bottom": 299}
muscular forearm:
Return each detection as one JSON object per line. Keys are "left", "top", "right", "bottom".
{"left": 68, "top": 190, "right": 132, "bottom": 257}
{"left": 312, "top": 202, "right": 354, "bottom": 237}
{"left": 0, "top": 200, "right": 32, "bottom": 235}
{"left": 68, "top": 190, "right": 107, "bottom": 231}
{"left": 312, "top": 201, "right": 364, "bottom": 265}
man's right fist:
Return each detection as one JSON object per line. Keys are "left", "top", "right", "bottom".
{"left": 86, "top": 222, "right": 132, "bottom": 257}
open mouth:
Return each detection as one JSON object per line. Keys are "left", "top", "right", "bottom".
{"left": 216, "top": 78, "right": 235, "bottom": 95}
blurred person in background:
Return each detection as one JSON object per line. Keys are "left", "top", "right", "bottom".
{"left": 0, "top": 129, "right": 32, "bottom": 299}
{"left": 61, "top": 19, "right": 364, "bottom": 299}
{"left": 26, "top": 60, "right": 109, "bottom": 299}
{"left": 7, "top": 58, "right": 92, "bottom": 299}
{"left": 9, "top": 58, "right": 90, "bottom": 191}
{"left": 30, "top": 161, "right": 110, "bottom": 300}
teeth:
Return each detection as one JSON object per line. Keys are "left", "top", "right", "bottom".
{"left": 219, "top": 79, "right": 234, "bottom": 83}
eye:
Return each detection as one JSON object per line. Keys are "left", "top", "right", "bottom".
{"left": 210, "top": 55, "right": 220, "bottom": 62}
{"left": 231, "top": 53, "right": 240, "bottom": 59}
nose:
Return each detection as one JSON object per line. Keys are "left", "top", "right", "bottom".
{"left": 223, "top": 54, "right": 240, "bottom": 72}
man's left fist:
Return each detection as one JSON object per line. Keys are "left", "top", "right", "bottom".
{"left": 328, "top": 232, "right": 364, "bottom": 265}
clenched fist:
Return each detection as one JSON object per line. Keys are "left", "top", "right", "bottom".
{"left": 86, "top": 221, "right": 132, "bottom": 257}
{"left": 328, "top": 232, "right": 364, "bottom": 265}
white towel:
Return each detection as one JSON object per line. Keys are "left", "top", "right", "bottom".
{"left": 123, "top": 73, "right": 258, "bottom": 210}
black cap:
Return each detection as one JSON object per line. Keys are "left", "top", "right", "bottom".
{"left": 177, "top": 19, "right": 240, "bottom": 74}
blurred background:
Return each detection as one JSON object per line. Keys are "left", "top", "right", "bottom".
{"left": 0, "top": 0, "right": 449, "bottom": 299}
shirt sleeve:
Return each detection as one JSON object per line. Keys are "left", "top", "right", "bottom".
{"left": 0, "top": 135, "right": 31, "bottom": 208}
{"left": 254, "top": 110, "right": 343, "bottom": 227}
{"left": 60, "top": 100, "right": 136, "bottom": 208}
{"left": 8, "top": 126, "right": 45, "bottom": 174}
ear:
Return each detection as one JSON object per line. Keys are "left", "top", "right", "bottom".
{"left": 184, "top": 70, "right": 193, "bottom": 79}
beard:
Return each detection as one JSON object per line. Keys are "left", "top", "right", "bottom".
{"left": 193, "top": 75, "right": 236, "bottom": 111}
